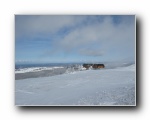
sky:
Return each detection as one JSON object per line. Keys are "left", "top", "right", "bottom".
{"left": 15, "top": 15, "right": 135, "bottom": 63}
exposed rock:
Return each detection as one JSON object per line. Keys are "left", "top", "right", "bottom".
{"left": 83, "top": 64, "right": 105, "bottom": 69}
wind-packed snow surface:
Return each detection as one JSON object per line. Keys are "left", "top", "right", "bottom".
{"left": 15, "top": 64, "right": 135, "bottom": 106}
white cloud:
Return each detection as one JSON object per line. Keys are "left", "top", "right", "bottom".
{"left": 79, "top": 48, "right": 104, "bottom": 56}
{"left": 16, "top": 15, "right": 135, "bottom": 62}
{"left": 55, "top": 16, "right": 135, "bottom": 59}
{"left": 15, "top": 15, "right": 87, "bottom": 39}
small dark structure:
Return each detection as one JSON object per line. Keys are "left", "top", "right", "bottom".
{"left": 83, "top": 64, "right": 105, "bottom": 69}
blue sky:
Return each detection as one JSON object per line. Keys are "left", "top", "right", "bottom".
{"left": 15, "top": 15, "right": 135, "bottom": 63}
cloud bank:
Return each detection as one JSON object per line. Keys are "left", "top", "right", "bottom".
{"left": 15, "top": 15, "right": 135, "bottom": 63}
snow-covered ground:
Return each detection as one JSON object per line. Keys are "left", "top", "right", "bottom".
{"left": 15, "top": 66, "right": 64, "bottom": 73}
{"left": 15, "top": 64, "right": 135, "bottom": 106}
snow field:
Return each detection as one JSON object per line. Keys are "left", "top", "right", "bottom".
{"left": 15, "top": 65, "right": 135, "bottom": 105}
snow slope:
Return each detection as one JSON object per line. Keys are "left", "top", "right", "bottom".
{"left": 15, "top": 64, "right": 135, "bottom": 106}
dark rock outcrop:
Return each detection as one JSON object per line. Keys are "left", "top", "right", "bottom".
{"left": 83, "top": 64, "right": 105, "bottom": 69}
